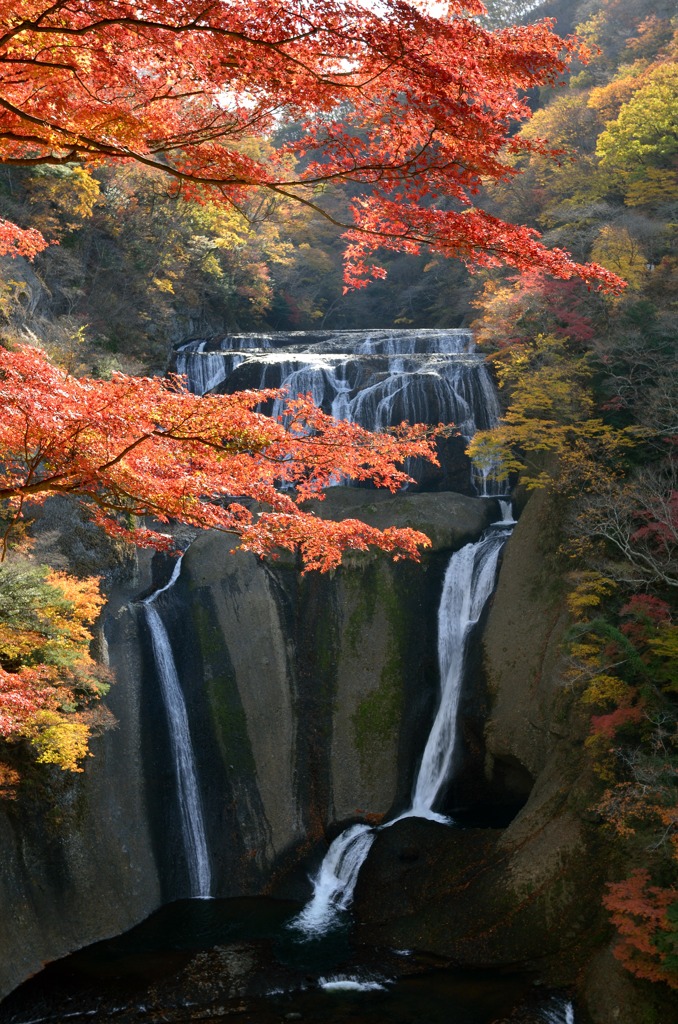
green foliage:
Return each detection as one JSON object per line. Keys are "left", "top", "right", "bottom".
{"left": 0, "top": 561, "right": 111, "bottom": 777}
{"left": 597, "top": 64, "right": 678, "bottom": 170}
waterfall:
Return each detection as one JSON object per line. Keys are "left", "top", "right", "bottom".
{"left": 497, "top": 499, "right": 516, "bottom": 525}
{"left": 290, "top": 824, "right": 378, "bottom": 937}
{"left": 291, "top": 521, "right": 511, "bottom": 936}
{"left": 172, "top": 328, "right": 504, "bottom": 496}
{"left": 542, "top": 998, "right": 576, "bottom": 1024}
{"left": 259, "top": 349, "right": 500, "bottom": 441}
{"left": 143, "top": 559, "right": 211, "bottom": 898}
{"left": 165, "top": 326, "right": 511, "bottom": 920}
{"left": 175, "top": 335, "right": 271, "bottom": 394}
{"left": 410, "top": 531, "right": 508, "bottom": 818}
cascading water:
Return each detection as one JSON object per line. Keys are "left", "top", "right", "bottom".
{"left": 143, "top": 558, "right": 211, "bottom": 898}
{"left": 542, "top": 998, "right": 576, "bottom": 1024}
{"left": 497, "top": 498, "right": 516, "bottom": 525}
{"left": 174, "top": 334, "right": 272, "bottom": 394}
{"left": 290, "top": 825, "right": 379, "bottom": 937}
{"left": 291, "top": 522, "right": 511, "bottom": 937}
{"left": 410, "top": 530, "right": 509, "bottom": 818}
{"left": 172, "top": 328, "right": 504, "bottom": 496}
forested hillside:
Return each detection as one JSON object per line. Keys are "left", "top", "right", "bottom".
{"left": 470, "top": 0, "right": 678, "bottom": 994}
{"left": 0, "top": 0, "right": 671, "bottom": 370}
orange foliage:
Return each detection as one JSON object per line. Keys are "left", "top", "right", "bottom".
{"left": 588, "top": 77, "right": 639, "bottom": 124}
{"left": 0, "top": 2, "right": 623, "bottom": 291}
{"left": 603, "top": 870, "right": 678, "bottom": 989}
{"left": 0, "top": 344, "right": 439, "bottom": 572}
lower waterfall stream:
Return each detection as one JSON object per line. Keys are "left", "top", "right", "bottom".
{"left": 142, "top": 559, "right": 211, "bottom": 899}
{"left": 290, "top": 526, "right": 511, "bottom": 939}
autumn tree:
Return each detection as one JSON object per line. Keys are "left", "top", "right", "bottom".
{"left": 603, "top": 871, "right": 678, "bottom": 990}
{"left": 0, "top": 1, "right": 623, "bottom": 291}
{"left": 0, "top": 343, "right": 440, "bottom": 571}
{"left": 0, "top": 0, "right": 629, "bottom": 780}
{"left": 0, "top": 560, "right": 111, "bottom": 774}
{"left": 0, "top": 340, "right": 440, "bottom": 774}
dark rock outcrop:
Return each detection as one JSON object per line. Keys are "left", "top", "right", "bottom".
{"left": 0, "top": 595, "right": 161, "bottom": 1000}
{"left": 141, "top": 489, "right": 498, "bottom": 898}
{"left": 353, "top": 494, "right": 599, "bottom": 976}
{"left": 352, "top": 490, "right": 678, "bottom": 1023}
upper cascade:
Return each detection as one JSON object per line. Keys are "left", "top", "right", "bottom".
{"left": 171, "top": 328, "right": 502, "bottom": 496}
{"left": 174, "top": 334, "right": 273, "bottom": 395}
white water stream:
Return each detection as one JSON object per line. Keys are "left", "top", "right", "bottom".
{"left": 291, "top": 524, "right": 510, "bottom": 937}
{"left": 175, "top": 335, "right": 272, "bottom": 394}
{"left": 410, "top": 530, "right": 510, "bottom": 818}
{"left": 143, "top": 559, "right": 211, "bottom": 898}
{"left": 174, "top": 328, "right": 505, "bottom": 496}
{"left": 542, "top": 998, "right": 576, "bottom": 1024}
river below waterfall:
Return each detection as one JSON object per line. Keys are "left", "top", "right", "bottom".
{"left": 0, "top": 898, "right": 576, "bottom": 1024}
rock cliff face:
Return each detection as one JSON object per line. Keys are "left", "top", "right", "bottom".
{"left": 0, "top": 489, "right": 496, "bottom": 1000}
{"left": 353, "top": 492, "right": 601, "bottom": 974}
{"left": 141, "top": 489, "right": 497, "bottom": 899}
{"left": 0, "top": 598, "right": 161, "bottom": 1000}
{"left": 353, "top": 491, "right": 676, "bottom": 1024}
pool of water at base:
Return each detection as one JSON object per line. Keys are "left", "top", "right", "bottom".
{"left": 0, "top": 898, "right": 578, "bottom": 1024}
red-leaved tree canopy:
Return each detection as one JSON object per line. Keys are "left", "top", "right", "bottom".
{"left": 0, "top": 345, "right": 439, "bottom": 571}
{"left": 0, "top": 0, "right": 624, "bottom": 290}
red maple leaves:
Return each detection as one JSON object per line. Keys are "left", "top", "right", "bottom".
{"left": 0, "top": 1, "right": 624, "bottom": 290}
{"left": 0, "top": 344, "right": 439, "bottom": 571}
{"left": 604, "top": 870, "right": 678, "bottom": 989}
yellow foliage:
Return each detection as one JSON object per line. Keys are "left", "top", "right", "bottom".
{"left": 25, "top": 710, "right": 90, "bottom": 772}
{"left": 200, "top": 253, "right": 224, "bottom": 279}
{"left": 468, "top": 336, "right": 631, "bottom": 493}
{"left": 0, "top": 563, "right": 110, "bottom": 771}
{"left": 152, "top": 277, "right": 175, "bottom": 293}
{"left": 26, "top": 166, "right": 101, "bottom": 235}
{"left": 647, "top": 626, "right": 678, "bottom": 692}
{"left": 567, "top": 571, "right": 617, "bottom": 620}
{"left": 190, "top": 201, "right": 249, "bottom": 248}
{"left": 624, "top": 168, "right": 678, "bottom": 207}
{"left": 590, "top": 226, "right": 647, "bottom": 292}
{"left": 0, "top": 624, "right": 45, "bottom": 665}
{"left": 569, "top": 640, "right": 606, "bottom": 662}
{"left": 69, "top": 167, "right": 102, "bottom": 219}
{"left": 576, "top": 11, "right": 607, "bottom": 51}
{"left": 581, "top": 673, "right": 631, "bottom": 708}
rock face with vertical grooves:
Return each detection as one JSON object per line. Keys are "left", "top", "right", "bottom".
{"left": 143, "top": 489, "right": 498, "bottom": 897}
{"left": 350, "top": 490, "right": 617, "bottom": 1002}
{"left": 0, "top": 598, "right": 162, "bottom": 1000}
